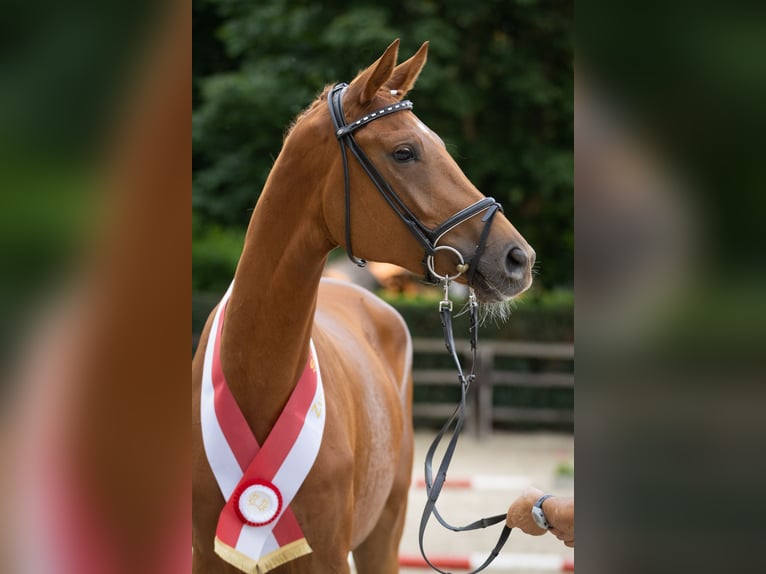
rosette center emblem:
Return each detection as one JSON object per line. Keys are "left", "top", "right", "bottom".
{"left": 235, "top": 480, "right": 283, "bottom": 527}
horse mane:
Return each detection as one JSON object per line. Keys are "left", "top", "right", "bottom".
{"left": 284, "top": 84, "right": 332, "bottom": 141}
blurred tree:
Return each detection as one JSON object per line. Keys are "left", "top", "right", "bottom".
{"left": 193, "top": 0, "right": 572, "bottom": 288}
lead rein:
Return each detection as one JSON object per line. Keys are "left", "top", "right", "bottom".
{"left": 418, "top": 284, "right": 512, "bottom": 574}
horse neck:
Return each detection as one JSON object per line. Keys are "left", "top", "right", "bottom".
{"left": 220, "top": 152, "right": 332, "bottom": 443}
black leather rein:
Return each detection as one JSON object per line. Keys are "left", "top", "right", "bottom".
{"left": 327, "top": 83, "right": 502, "bottom": 284}
{"left": 418, "top": 283, "right": 512, "bottom": 574}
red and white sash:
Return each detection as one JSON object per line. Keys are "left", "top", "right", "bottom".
{"left": 201, "top": 284, "right": 326, "bottom": 573}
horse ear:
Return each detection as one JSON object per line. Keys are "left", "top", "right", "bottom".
{"left": 349, "top": 39, "right": 400, "bottom": 106}
{"left": 386, "top": 41, "right": 429, "bottom": 99}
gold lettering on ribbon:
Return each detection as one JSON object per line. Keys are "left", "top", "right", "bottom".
{"left": 248, "top": 491, "right": 270, "bottom": 512}
{"left": 310, "top": 356, "right": 316, "bottom": 372}
{"left": 311, "top": 397, "right": 324, "bottom": 419}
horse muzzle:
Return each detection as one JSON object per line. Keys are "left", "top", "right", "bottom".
{"left": 469, "top": 242, "right": 536, "bottom": 303}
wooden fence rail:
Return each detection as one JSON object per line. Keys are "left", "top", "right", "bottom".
{"left": 411, "top": 338, "right": 574, "bottom": 437}
{"left": 192, "top": 333, "right": 573, "bottom": 436}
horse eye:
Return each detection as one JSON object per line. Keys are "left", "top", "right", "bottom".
{"left": 392, "top": 146, "right": 416, "bottom": 162}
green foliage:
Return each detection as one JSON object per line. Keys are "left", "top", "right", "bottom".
{"left": 193, "top": 0, "right": 572, "bottom": 288}
{"left": 555, "top": 460, "right": 575, "bottom": 477}
{"left": 192, "top": 216, "right": 245, "bottom": 292}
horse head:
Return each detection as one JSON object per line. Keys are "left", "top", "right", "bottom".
{"left": 298, "top": 40, "right": 536, "bottom": 303}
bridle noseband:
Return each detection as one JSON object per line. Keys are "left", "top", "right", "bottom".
{"left": 328, "top": 82, "right": 513, "bottom": 574}
{"left": 327, "top": 83, "right": 503, "bottom": 285}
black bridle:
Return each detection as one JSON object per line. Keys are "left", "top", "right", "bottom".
{"left": 327, "top": 83, "right": 503, "bottom": 285}
{"left": 328, "top": 82, "right": 512, "bottom": 573}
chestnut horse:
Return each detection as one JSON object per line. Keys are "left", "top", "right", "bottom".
{"left": 192, "top": 40, "right": 535, "bottom": 573}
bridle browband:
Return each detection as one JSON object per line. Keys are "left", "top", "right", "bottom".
{"left": 327, "top": 83, "right": 503, "bottom": 285}
{"left": 328, "top": 82, "right": 513, "bottom": 574}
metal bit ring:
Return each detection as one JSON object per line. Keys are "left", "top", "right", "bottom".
{"left": 426, "top": 245, "right": 466, "bottom": 282}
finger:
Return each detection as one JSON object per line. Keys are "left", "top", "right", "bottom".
{"left": 551, "top": 529, "right": 571, "bottom": 542}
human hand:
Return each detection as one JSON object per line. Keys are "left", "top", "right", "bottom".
{"left": 506, "top": 487, "right": 574, "bottom": 548}
{"left": 505, "top": 487, "right": 547, "bottom": 536}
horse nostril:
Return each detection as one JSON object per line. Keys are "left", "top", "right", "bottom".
{"left": 506, "top": 246, "right": 529, "bottom": 274}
